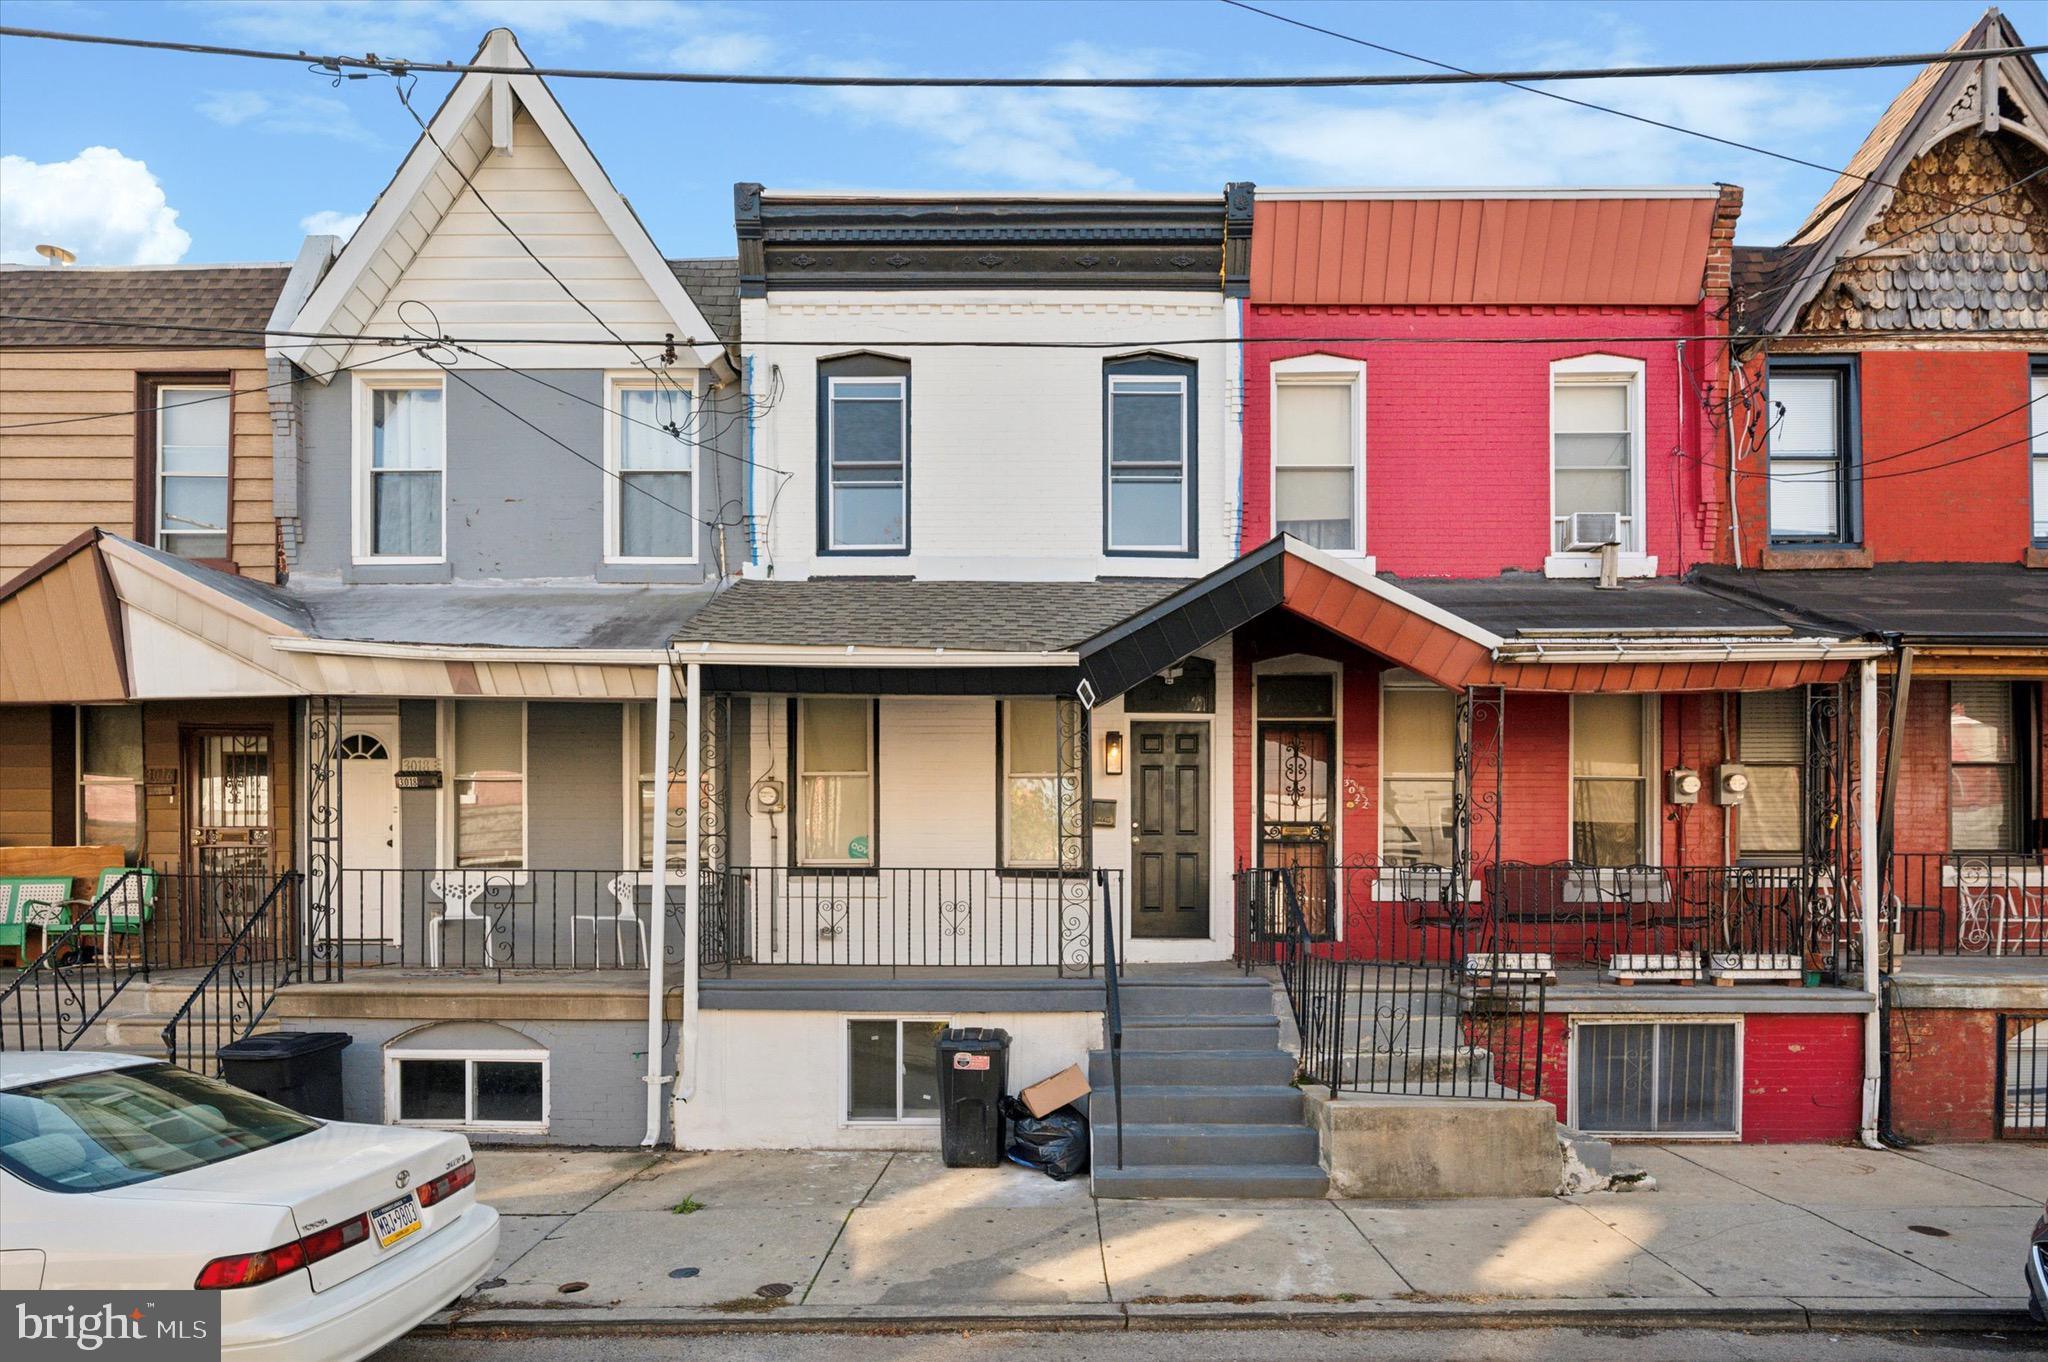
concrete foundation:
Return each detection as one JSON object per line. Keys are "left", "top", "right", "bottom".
{"left": 1301, "top": 1086, "right": 1563, "bottom": 1199}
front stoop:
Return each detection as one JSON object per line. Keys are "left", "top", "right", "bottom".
{"left": 1087, "top": 975, "right": 1328, "bottom": 1198}
{"left": 1301, "top": 1086, "right": 1564, "bottom": 1198}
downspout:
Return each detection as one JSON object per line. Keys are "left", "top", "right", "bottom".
{"left": 676, "top": 660, "right": 704, "bottom": 1115}
{"left": 1858, "top": 656, "right": 1883, "bottom": 1149}
{"left": 743, "top": 354, "right": 758, "bottom": 566}
{"left": 640, "top": 661, "right": 675, "bottom": 1147}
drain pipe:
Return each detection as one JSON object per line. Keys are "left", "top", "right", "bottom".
{"left": 1857, "top": 656, "right": 1883, "bottom": 1150}
{"left": 677, "top": 659, "right": 703, "bottom": 1115}
{"left": 641, "top": 661, "right": 676, "bottom": 1147}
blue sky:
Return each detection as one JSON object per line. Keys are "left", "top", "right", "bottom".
{"left": 0, "top": 0, "right": 2023, "bottom": 266}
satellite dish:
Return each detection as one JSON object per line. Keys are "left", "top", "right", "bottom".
{"left": 34, "top": 244, "right": 76, "bottom": 266}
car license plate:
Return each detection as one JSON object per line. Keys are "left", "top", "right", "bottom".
{"left": 372, "top": 1193, "right": 421, "bottom": 1249}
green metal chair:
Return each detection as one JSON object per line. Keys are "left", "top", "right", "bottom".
{"left": 90, "top": 868, "right": 158, "bottom": 958}
{"left": 0, "top": 876, "right": 77, "bottom": 959}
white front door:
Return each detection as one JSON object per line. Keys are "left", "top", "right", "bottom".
{"left": 338, "top": 723, "right": 401, "bottom": 942}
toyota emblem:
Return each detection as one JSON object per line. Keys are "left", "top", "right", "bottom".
{"left": 395, "top": 1169, "right": 411, "bottom": 1189}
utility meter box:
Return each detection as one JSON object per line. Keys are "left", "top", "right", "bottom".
{"left": 1666, "top": 767, "right": 1703, "bottom": 805}
{"left": 1715, "top": 763, "right": 1752, "bottom": 806}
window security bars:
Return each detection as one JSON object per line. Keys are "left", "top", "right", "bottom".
{"left": 1999, "top": 1014, "right": 2048, "bottom": 1139}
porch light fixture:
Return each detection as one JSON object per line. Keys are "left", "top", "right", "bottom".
{"left": 1103, "top": 730, "right": 1124, "bottom": 777}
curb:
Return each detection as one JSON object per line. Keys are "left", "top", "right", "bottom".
{"left": 420, "top": 1295, "right": 2042, "bottom": 1338}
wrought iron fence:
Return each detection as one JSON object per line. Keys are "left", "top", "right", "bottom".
{"left": 701, "top": 867, "right": 1119, "bottom": 977}
{"left": 1887, "top": 852, "right": 2048, "bottom": 957}
{"left": 1997, "top": 1013, "right": 2048, "bottom": 1138}
{"left": 162, "top": 873, "right": 301, "bottom": 1073}
{"left": 0, "top": 869, "right": 154, "bottom": 1053}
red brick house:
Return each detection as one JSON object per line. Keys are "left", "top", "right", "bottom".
{"left": 1709, "top": 11, "right": 2048, "bottom": 1141}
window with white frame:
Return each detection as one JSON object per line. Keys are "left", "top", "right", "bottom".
{"left": 357, "top": 378, "right": 445, "bottom": 560}
{"left": 846, "top": 1018, "right": 947, "bottom": 1122}
{"left": 1951, "top": 681, "right": 2023, "bottom": 852}
{"left": 78, "top": 706, "right": 144, "bottom": 861}
{"left": 1738, "top": 690, "right": 1805, "bottom": 861}
{"left": 2031, "top": 365, "right": 2047, "bottom": 544}
{"left": 1001, "top": 699, "right": 1062, "bottom": 869}
{"left": 635, "top": 701, "right": 688, "bottom": 870}
{"left": 826, "top": 376, "right": 908, "bottom": 551}
{"left": 609, "top": 379, "right": 695, "bottom": 561}
{"left": 388, "top": 1051, "right": 547, "bottom": 1130}
{"left": 1573, "top": 1020, "right": 1738, "bottom": 1137}
{"left": 1272, "top": 360, "right": 1363, "bottom": 552}
{"left": 451, "top": 700, "right": 524, "bottom": 869}
{"left": 1767, "top": 362, "right": 1854, "bottom": 544}
{"left": 797, "top": 697, "right": 875, "bottom": 866}
{"left": 1572, "top": 694, "right": 1647, "bottom": 866}
{"left": 153, "top": 385, "right": 230, "bottom": 560}
{"left": 1106, "top": 357, "right": 1194, "bottom": 554}
{"left": 1381, "top": 673, "right": 1454, "bottom": 867}
{"left": 1551, "top": 359, "right": 1641, "bottom": 554}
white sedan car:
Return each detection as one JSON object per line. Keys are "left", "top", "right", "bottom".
{"left": 0, "top": 1051, "right": 500, "bottom": 1362}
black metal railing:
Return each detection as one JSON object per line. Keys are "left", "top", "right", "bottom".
{"left": 0, "top": 870, "right": 153, "bottom": 1053}
{"left": 1997, "top": 1013, "right": 2048, "bottom": 1138}
{"left": 162, "top": 873, "right": 301, "bottom": 1074}
{"left": 701, "top": 867, "right": 1119, "bottom": 977}
{"left": 1888, "top": 852, "right": 2048, "bottom": 958}
{"left": 1096, "top": 868, "right": 1125, "bottom": 1169}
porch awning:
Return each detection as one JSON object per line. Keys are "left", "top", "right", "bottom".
{"left": 1077, "top": 538, "right": 1879, "bottom": 701}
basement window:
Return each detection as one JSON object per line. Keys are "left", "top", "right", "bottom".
{"left": 387, "top": 1051, "right": 548, "bottom": 1132}
{"left": 1571, "top": 1019, "right": 1739, "bottom": 1138}
{"left": 846, "top": 1018, "right": 947, "bottom": 1123}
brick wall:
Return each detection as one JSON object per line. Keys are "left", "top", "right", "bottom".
{"left": 1241, "top": 304, "right": 1715, "bottom": 576}
{"left": 1886, "top": 1007, "right": 2000, "bottom": 1142}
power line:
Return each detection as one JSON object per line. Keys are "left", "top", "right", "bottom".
{"left": 1220, "top": 0, "right": 2048, "bottom": 233}
{"left": 0, "top": 22, "right": 2040, "bottom": 88}
{"left": 0, "top": 344, "right": 426, "bottom": 431}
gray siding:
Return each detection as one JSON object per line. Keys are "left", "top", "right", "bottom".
{"left": 293, "top": 367, "right": 744, "bottom": 584}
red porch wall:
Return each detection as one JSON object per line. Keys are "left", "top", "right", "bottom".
{"left": 1240, "top": 305, "right": 1717, "bottom": 577}
{"left": 1497, "top": 1011, "right": 1862, "bottom": 1142}
{"left": 1887, "top": 1007, "right": 2001, "bottom": 1142}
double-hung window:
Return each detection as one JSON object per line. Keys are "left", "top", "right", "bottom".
{"left": 1951, "top": 681, "right": 2025, "bottom": 852}
{"left": 1766, "top": 360, "right": 1855, "bottom": 545}
{"left": 357, "top": 378, "right": 445, "bottom": 561}
{"left": 635, "top": 702, "right": 688, "bottom": 870}
{"left": 824, "top": 369, "right": 908, "bottom": 553}
{"left": 1380, "top": 675, "right": 1455, "bottom": 867}
{"left": 78, "top": 706, "right": 144, "bottom": 860}
{"left": 1551, "top": 360, "right": 1641, "bottom": 555}
{"left": 1106, "top": 357, "right": 1195, "bottom": 554}
{"left": 1738, "top": 690, "right": 1805, "bottom": 861}
{"left": 1001, "top": 699, "right": 1063, "bottom": 870}
{"left": 1272, "top": 358, "right": 1364, "bottom": 553}
{"left": 797, "top": 697, "right": 876, "bottom": 867}
{"left": 151, "top": 384, "right": 231, "bottom": 561}
{"left": 609, "top": 379, "right": 695, "bottom": 562}
{"left": 451, "top": 701, "right": 524, "bottom": 869}
{"left": 1572, "top": 694, "right": 1647, "bottom": 866}
{"left": 2031, "top": 363, "right": 2047, "bottom": 544}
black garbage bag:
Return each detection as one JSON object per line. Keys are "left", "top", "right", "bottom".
{"left": 1001, "top": 1095, "right": 1089, "bottom": 1181}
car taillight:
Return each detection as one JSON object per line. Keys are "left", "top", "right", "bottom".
{"left": 417, "top": 1159, "right": 476, "bottom": 1207}
{"left": 194, "top": 1214, "right": 369, "bottom": 1290}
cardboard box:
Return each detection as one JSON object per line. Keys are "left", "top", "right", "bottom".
{"left": 1017, "top": 1063, "right": 1090, "bottom": 1118}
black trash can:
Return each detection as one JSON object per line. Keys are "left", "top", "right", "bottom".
{"left": 217, "top": 1032, "right": 351, "bottom": 1121}
{"left": 936, "top": 1027, "right": 1009, "bottom": 1167}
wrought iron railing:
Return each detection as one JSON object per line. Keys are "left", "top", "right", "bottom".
{"left": 1997, "top": 1012, "right": 2048, "bottom": 1138}
{"left": 161, "top": 873, "right": 301, "bottom": 1073}
{"left": 0, "top": 870, "right": 152, "bottom": 1053}
{"left": 700, "top": 867, "right": 1119, "bottom": 978}
{"left": 1096, "top": 868, "right": 1125, "bottom": 1170}
{"left": 1887, "top": 852, "right": 2048, "bottom": 958}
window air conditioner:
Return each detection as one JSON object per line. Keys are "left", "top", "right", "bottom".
{"left": 1564, "top": 511, "right": 1624, "bottom": 552}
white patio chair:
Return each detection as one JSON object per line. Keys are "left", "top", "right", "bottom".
{"left": 577, "top": 874, "right": 649, "bottom": 967}
{"left": 427, "top": 872, "right": 497, "bottom": 969}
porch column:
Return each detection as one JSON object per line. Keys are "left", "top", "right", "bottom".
{"left": 641, "top": 661, "right": 675, "bottom": 1148}
{"left": 679, "top": 660, "right": 703, "bottom": 1108}
{"left": 1859, "top": 657, "right": 1881, "bottom": 1148}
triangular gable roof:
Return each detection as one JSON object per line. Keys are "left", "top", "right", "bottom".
{"left": 1761, "top": 8, "right": 2048, "bottom": 335}
{"left": 278, "top": 29, "right": 724, "bottom": 380}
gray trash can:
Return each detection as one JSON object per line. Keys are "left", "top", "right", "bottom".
{"left": 217, "top": 1032, "right": 351, "bottom": 1120}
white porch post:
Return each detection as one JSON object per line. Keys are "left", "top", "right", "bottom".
{"left": 1858, "top": 657, "right": 1882, "bottom": 1148}
{"left": 678, "top": 660, "right": 703, "bottom": 1117}
{"left": 641, "top": 660, "right": 675, "bottom": 1147}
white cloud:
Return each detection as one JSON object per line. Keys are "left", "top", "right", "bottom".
{"left": 300, "top": 209, "right": 367, "bottom": 240}
{"left": 0, "top": 147, "right": 191, "bottom": 266}
{"left": 673, "top": 30, "right": 776, "bottom": 74}
{"left": 198, "top": 0, "right": 772, "bottom": 58}
{"left": 196, "top": 89, "right": 378, "bottom": 144}
{"left": 197, "top": 90, "right": 270, "bottom": 125}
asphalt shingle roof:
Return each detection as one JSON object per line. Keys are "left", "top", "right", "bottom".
{"left": 0, "top": 264, "right": 290, "bottom": 348}
{"left": 668, "top": 257, "right": 739, "bottom": 346}
{"left": 676, "top": 578, "right": 1191, "bottom": 651}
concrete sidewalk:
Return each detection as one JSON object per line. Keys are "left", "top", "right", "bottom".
{"left": 432, "top": 1141, "right": 2046, "bottom": 1334}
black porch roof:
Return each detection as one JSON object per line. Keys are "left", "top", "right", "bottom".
{"left": 1389, "top": 571, "right": 1825, "bottom": 638}
{"left": 1692, "top": 563, "right": 2048, "bottom": 645}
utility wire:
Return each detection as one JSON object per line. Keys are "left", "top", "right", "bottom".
{"left": 0, "top": 344, "right": 426, "bottom": 431}
{"left": 1221, "top": 0, "right": 2048, "bottom": 231}
{"left": 1, "top": 23, "right": 2037, "bottom": 88}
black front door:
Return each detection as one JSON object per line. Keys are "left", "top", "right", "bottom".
{"left": 1131, "top": 721, "right": 1209, "bottom": 938}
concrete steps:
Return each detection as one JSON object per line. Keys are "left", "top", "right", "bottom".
{"left": 1089, "top": 974, "right": 1326, "bottom": 1199}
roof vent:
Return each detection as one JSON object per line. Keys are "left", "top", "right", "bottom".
{"left": 34, "top": 244, "right": 75, "bottom": 266}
